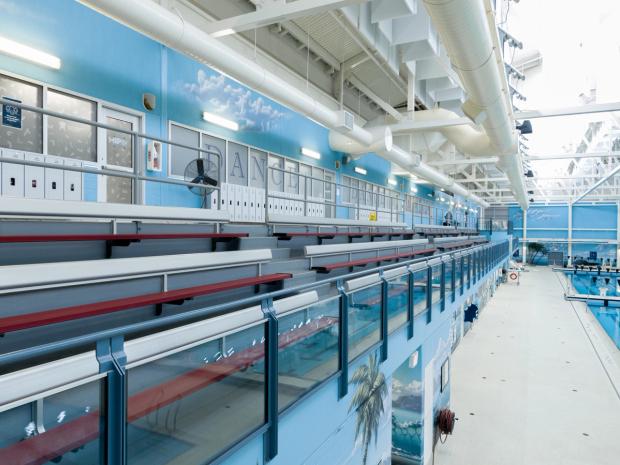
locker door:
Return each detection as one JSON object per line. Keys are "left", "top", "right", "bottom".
{"left": 249, "top": 188, "right": 256, "bottom": 222}
{"left": 242, "top": 187, "right": 250, "bottom": 221}
{"left": 1, "top": 150, "right": 25, "bottom": 197}
{"left": 24, "top": 153, "right": 44, "bottom": 199}
{"left": 257, "top": 188, "right": 265, "bottom": 222}
{"left": 220, "top": 182, "right": 228, "bottom": 213}
{"left": 44, "top": 155, "right": 64, "bottom": 200}
{"left": 64, "top": 159, "right": 83, "bottom": 201}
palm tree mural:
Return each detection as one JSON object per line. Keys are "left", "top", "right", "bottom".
{"left": 349, "top": 352, "right": 387, "bottom": 465}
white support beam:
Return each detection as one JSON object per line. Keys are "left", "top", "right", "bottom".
{"left": 527, "top": 151, "right": 620, "bottom": 161}
{"left": 206, "top": 0, "right": 365, "bottom": 37}
{"left": 347, "top": 75, "right": 403, "bottom": 121}
{"left": 572, "top": 163, "right": 620, "bottom": 204}
{"left": 397, "top": 102, "right": 620, "bottom": 132}
{"left": 428, "top": 157, "right": 499, "bottom": 167}
{"left": 515, "top": 101, "right": 620, "bottom": 120}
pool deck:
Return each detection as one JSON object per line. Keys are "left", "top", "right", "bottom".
{"left": 434, "top": 266, "right": 620, "bottom": 465}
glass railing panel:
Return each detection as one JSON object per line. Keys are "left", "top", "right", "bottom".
{"left": 278, "top": 297, "right": 340, "bottom": 412}
{"left": 348, "top": 284, "right": 382, "bottom": 362}
{"left": 455, "top": 258, "right": 462, "bottom": 292}
{"left": 431, "top": 265, "right": 442, "bottom": 305}
{"left": 445, "top": 261, "right": 453, "bottom": 303}
{"left": 413, "top": 269, "right": 428, "bottom": 318}
{"left": 0, "top": 380, "right": 103, "bottom": 465}
{"left": 126, "top": 323, "right": 267, "bottom": 465}
{"left": 387, "top": 273, "right": 409, "bottom": 333}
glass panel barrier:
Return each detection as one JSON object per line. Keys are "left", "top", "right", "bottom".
{"left": 431, "top": 265, "right": 442, "bottom": 305}
{"left": 348, "top": 284, "right": 382, "bottom": 361}
{"left": 278, "top": 297, "right": 340, "bottom": 412}
{"left": 126, "top": 323, "right": 266, "bottom": 465}
{"left": 464, "top": 255, "right": 471, "bottom": 288}
{"left": 413, "top": 269, "right": 428, "bottom": 318}
{"left": 0, "top": 380, "right": 103, "bottom": 465}
{"left": 387, "top": 273, "right": 409, "bottom": 333}
{"left": 445, "top": 260, "right": 453, "bottom": 304}
{"left": 455, "top": 257, "right": 462, "bottom": 295}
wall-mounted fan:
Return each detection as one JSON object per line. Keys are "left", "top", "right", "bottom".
{"left": 184, "top": 158, "right": 219, "bottom": 207}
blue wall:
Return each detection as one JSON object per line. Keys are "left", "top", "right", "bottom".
{"left": 0, "top": 0, "right": 472, "bottom": 213}
{"left": 510, "top": 204, "right": 618, "bottom": 264}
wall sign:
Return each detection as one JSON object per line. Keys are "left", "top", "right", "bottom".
{"left": 2, "top": 97, "right": 22, "bottom": 129}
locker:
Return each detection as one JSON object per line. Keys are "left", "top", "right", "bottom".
{"left": 228, "top": 183, "right": 237, "bottom": 220}
{"left": 219, "top": 182, "right": 228, "bottom": 213}
{"left": 242, "top": 187, "right": 250, "bottom": 221}
{"left": 1, "top": 149, "right": 25, "bottom": 198}
{"left": 209, "top": 188, "right": 219, "bottom": 211}
{"left": 248, "top": 188, "right": 256, "bottom": 222}
{"left": 284, "top": 198, "right": 292, "bottom": 216}
{"left": 63, "top": 159, "right": 83, "bottom": 201}
{"left": 45, "top": 156, "right": 64, "bottom": 200}
{"left": 257, "top": 188, "right": 265, "bottom": 222}
{"left": 233, "top": 184, "right": 242, "bottom": 221}
{"left": 24, "top": 153, "right": 44, "bottom": 199}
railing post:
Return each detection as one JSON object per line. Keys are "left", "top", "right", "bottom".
{"left": 96, "top": 336, "right": 127, "bottom": 465}
{"left": 337, "top": 280, "right": 349, "bottom": 399}
{"left": 380, "top": 272, "right": 388, "bottom": 362}
{"left": 262, "top": 298, "right": 279, "bottom": 462}
{"left": 407, "top": 269, "right": 414, "bottom": 339}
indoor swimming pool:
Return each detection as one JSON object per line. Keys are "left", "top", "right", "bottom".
{"left": 567, "top": 273, "right": 620, "bottom": 349}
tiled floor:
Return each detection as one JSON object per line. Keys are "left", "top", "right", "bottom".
{"left": 434, "top": 266, "right": 620, "bottom": 465}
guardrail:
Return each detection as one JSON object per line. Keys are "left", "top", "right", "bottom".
{"left": 0, "top": 239, "right": 509, "bottom": 465}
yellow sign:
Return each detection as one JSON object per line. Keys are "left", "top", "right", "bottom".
{"left": 369, "top": 211, "right": 377, "bottom": 221}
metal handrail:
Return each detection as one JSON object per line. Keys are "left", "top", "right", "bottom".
{"left": 0, "top": 239, "right": 507, "bottom": 366}
{"left": 0, "top": 97, "right": 222, "bottom": 198}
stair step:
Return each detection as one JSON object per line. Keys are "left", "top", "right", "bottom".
{"left": 282, "top": 270, "right": 317, "bottom": 288}
{"left": 263, "top": 258, "right": 310, "bottom": 274}
{"left": 237, "top": 236, "right": 279, "bottom": 250}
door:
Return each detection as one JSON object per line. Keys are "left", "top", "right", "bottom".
{"left": 101, "top": 107, "right": 140, "bottom": 204}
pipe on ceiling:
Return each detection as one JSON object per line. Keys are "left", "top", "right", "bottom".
{"left": 80, "top": 0, "right": 489, "bottom": 207}
{"left": 420, "top": 0, "right": 528, "bottom": 209}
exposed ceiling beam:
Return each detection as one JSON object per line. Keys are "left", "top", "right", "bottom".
{"left": 428, "top": 157, "right": 499, "bottom": 167}
{"left": 347, "top": 75, "right": 403, "bottom": 121}
{"left": 515, "top": 101, "right": 620, "bottom": 120}
{"left": 572, "top": 163, "right": 620, "bottom": 204}
{"left": 205, "top": 0, "right": 365, "bottom": 37}
{"left": 527, "top": 151, "right": 620, "bottom": 161}
{"left": 273, "top": 21, "right": 341, "bottom": 71}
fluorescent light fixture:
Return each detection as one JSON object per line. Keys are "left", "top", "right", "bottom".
{"left": 411, "top": 186, "right": 418, "bottom": 193}
{"left": 388, "top": 178, "right": 397, "bottom": 186}
{"left": 202, "top": 111, "right": 239, "bottom": 131}
{"left": 212, "top": 28, "right": 236, "bottom": 38}
{"left": 301, "top": 147, "right": 321, "bottom": 160}
{"left": 0, "top": 36, "right": 61, "bottom": 69}
{"left": 354, "top": 166, "right": 367, "bottom": 176}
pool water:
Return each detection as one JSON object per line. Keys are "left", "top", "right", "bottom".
{"left": 568, "top": 273, "right": 620, "bottom": 349}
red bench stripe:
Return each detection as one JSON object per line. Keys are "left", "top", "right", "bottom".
{"left": 313, "top": 248, "right": 437, "bottom": 272}
{"left": 0, "top": 316, "right": 338, "bottom": 465}
{"left": 0, "top": 273, "right": 291, "bottom": 334}
{"left": 274, "top": 231, "right": 415, "bottom": 239}
{"left": 0, "top": 233, "right": 248, "bottom": 243}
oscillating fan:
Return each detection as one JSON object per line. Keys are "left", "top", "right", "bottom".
{"left": 184, "top": 158, "right": 219, "bottom": 207}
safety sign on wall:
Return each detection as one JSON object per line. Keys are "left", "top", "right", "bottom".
{"left": 2, "top": 97, "right": 22, "bottom": 129}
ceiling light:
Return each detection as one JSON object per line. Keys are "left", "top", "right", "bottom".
{"left": 388, "top": 178, "right": 397, "bottom": 186}
{"left": 0, "top": 36, "right": 61, "bottom": 69}
{"left": 202, "top": 111, "right": 239, "bottom": 131}
{"left": 212, "top": 28, "right": 235, "bottom": 38}
{"left": 301, "top": 147, "right": 321, "bottom": 160}
{"left": 354, "top": 166, "right": 367, "bottom": 176}
{"left": 411, "top": 186, "right": 418, "bottom": 193}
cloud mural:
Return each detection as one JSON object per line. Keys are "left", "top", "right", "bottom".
{"left": 184, "top": 69, "right": 289, "bottom": 132}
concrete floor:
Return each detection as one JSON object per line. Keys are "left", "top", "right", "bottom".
{"left": 434, "top": 266, "right": 620, "bottom": 465}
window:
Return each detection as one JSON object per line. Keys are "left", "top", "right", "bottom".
{"left": 170, "top": 124, "right": 200, "bottom": 177}
{"left": 0, "top": 74, "right": 43, "bottom": 152}
{"left": 431, "top": 265, "right": 442, "bottom": 305}
{"left": 284, "top": 159, "right": 299, "bottom": 195}
{"left": 413, "top": 269, "right": 428, "bottom": 317}
{"left": 249, "top": 148, "right": 267, "bottom": 188}
{"left": 268, "top": 154, "right": 284, "bottom": 192}
{"left": 202, "top": 133, "right": 226, "bottom": 182}
{"left": 228, "top": 142, "right": 248, "bottom": 186}
{"left": 47, "top": 90, "right": 97, "bottom": 161}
